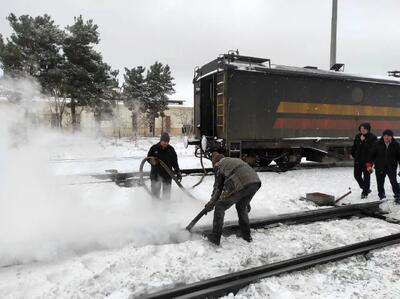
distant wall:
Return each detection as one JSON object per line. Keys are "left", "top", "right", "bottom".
{"left": 1, "top": 99, "right": 194, "bottom": 138}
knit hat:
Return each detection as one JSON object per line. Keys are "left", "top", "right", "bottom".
{"left": 211, "top": 152, "right": 224, "bottom": 167}
{"left": 382, "top": 129, "right": 394, "bottom": 137}
{"left": 358, "top": 122, "right": 371, "bottom": 132}
{"left": 160, "top": 132, "right": 170, "bottom": 142}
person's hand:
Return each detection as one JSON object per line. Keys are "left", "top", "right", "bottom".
{"left": 176, "top": 172, "right": 182, "bottom": 182}
{"left": 247, "top": 204, "right": 251, "bottom": 213}
{"left": 205, "top": 200, "right": 216, "bottom": 212}
{"left": 148, "top": 157, "right": 158, "bottom": 166}
{"left": 349, "top": 155, "right": 354, "bottom": 160}
{"left": 366, "top": 162, "right": 373, "bottom": 173}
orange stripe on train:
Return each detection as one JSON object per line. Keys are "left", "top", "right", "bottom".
{"left": 273, "top": 118, "right": 400, "bottom": 130}
{"left": 277, "top": 102, "right": 400, "bottom": 117}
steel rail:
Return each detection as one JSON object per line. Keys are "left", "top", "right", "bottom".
{"left": 49, "top": 156, "right": 144, "bottom": 163}
{"left": 86, "top": 167, "right": 214, "bottom": 180}
{"left": 61, "top": 161, "right": 352, "bottom": 181}
{"left": 359, "top": 208, "right": 400, "bottom": 225}
{"left": 142, "top": 230, "right": 400, "bottom": 299}
{"left": 192, "top": 201, "right": 384, "bottom": 235}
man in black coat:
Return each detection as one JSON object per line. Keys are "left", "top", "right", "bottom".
{"left": 351, "top": 123, "right": 377, "bottom": 198}
{"left": 367, "top": 129, "right": 400, "bottom": 203}
{"left": 147, "top": 133, "right": 181, "bottom": 199}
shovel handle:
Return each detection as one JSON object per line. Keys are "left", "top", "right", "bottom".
{"left": 334, "top": 190, "right": 352, "bottom": 204}
{"left": 186, "top": 208, "right": 208, "bottom": 231}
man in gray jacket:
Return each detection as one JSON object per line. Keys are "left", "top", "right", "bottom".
{"left": 204, "top": 152, "right": 261, "bottom": 245}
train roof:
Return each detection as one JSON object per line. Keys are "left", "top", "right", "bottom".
{"left": 194, "top": 54, "right": 400, "bottom": 86}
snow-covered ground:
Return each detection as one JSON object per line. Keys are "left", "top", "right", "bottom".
{"left": 2, "top": 119, "right": 400, "bottom": 298}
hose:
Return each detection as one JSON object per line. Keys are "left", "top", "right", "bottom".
{"left": 191, "top": 147, "right": 209, "bottom": 188}
{"left": 139, "top": 156, "right": 199, "bottom": 201}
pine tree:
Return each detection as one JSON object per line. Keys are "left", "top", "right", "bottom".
{"left": 0, "top": 14, "right": 118, "bottom": 131}
{"left": 0, "top": 32, "right": 24, "bottom": 76}
{"left": 0, "top": 14, "right": 68, "bottom": 127}
{"left": 4, "top": 14, "right": 65, "bottom": 82}
{"left": 91, "top": 61, "right": 120, "bottom": 132}
{"left": 63, "top": 15, "right": 102, "bottom": 131}
{"left": 144, "top": 62, "right": 175, "bottom": 136}
{"left": 122, "top": 66, "right": 146, "bottom": 138}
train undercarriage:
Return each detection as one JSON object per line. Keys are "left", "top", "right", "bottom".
{"left": 189, "top": 136, "right": 353, "bottom": 170}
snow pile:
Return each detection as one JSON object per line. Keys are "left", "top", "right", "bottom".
{"left": 1, "top": 217, "right": 399, "bottom": 299}
{"left": 232, "top": 244, "right": 400, "bottom": 299}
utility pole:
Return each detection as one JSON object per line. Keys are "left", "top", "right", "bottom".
{"left": 330, "top": 0, "right": 338, "bottom": 68}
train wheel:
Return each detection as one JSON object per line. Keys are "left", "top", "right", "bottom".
{"left": 259, "top": 157, "right": 272, "bottom": 167}
{"left": 276, "top": 161, "right": 298, "bottom": 171}
{"left": 276, "top": 154, "right": 301, "bottom": 171}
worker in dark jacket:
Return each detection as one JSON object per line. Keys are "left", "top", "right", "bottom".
{"left": 147, "top": 133, "right": 181, "bottom": 199}
{"left": 351, "top": 123, "right": 377, "bottom": 198}
{"left": 204, "top": 153, "right": 261, "bottom": 245}
{"left": 367, "top": 129, "right": 400, "bottom": 203}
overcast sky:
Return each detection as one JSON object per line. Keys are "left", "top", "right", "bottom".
{"left": 1, "top": 0, "right": 399, "bottom": 105}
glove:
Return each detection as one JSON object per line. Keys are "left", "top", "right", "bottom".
{"left": 247, "top": 204, "right": 251, "bottom": 213}
{"left": 176, "top": 172, "right": 182, "bottom": 182}
{"left": 365, "top": 163, "right": 373, "bottom": 173}
{"left": 205, "top": 200, "right": 216, "bottom": 212}
{"left": 148, "top": 157, "right": 158, "bottom": 166}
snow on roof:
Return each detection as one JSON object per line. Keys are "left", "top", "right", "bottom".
{"left": 224, "top": 58, "right": 400, "bottom": 85}
{"left": 273, "top": 64, "right": 400, "bottom": 84}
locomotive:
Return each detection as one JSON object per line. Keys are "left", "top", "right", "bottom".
{"left": 187, "top": 52, "right": 400, "bottom": 169}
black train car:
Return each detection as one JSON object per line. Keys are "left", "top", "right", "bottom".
{"left": 191, "top": 53, "right": 400, "bottom": 169}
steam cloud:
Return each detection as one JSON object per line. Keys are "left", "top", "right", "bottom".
{"left": 0, "top": 78, "right": 199, "bottom": 267}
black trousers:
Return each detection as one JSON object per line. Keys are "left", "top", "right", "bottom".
{"left": 212, "top": 183, "right": 260, "bottom": 238}
{"left": 375, "top": 167, "right": 400, "bottom": 198}
{"left": 151, "top": 177, "right": 172, "bottom": 199}
{"left": 354, "top": 163, "right": 371, "bottom": 194}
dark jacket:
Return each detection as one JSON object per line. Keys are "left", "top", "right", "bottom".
{"left": 369, "top": 138, "right": 400, "bottom": 173}
{"left": 147, "top": 143, "right": 180, "bottom": 180}
{"left": 211, "top": 157, "right": 261, "bottom": 201}
{"left": 351, "top": 132, "right": 377, "bottom": 164}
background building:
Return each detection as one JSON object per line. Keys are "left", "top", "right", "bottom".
{"left": 1, "top": 97, "right": 194, "bottom": 139}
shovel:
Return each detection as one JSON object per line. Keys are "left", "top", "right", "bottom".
{"left": 305, "top": 188, "right": 352, "bottom": 206}
{"left": 186, "top": 208, "right": 209, "bottom": 231}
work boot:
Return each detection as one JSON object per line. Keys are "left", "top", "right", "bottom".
{"left": 379, "top": 194, "right": 386, "bottom": 200}
{"left": 203, "top": 232, "right": 221, "bottom": 246}
{"left": 361, "top": 190, "right": 372, "bottom": 199}
{"left": 242, "top": 234, "right": 253, "bottom": 243}
{"left": 236, "top": 232, "right": 253, "bottom": 243}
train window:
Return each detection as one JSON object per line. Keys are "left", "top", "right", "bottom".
{"left": 352, "top": 87, "right": 364, "bottom": 103}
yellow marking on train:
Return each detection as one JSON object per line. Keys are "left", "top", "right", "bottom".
{"left": 277, "top": 101, "right": 400, "bottom": 117}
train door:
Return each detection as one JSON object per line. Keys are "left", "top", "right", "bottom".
{"left": 199, "top": 75, "right": 216, "bottom": 136}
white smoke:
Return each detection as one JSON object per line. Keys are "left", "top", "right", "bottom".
{"left": 0, "top": 77, "right": 200, "bottom": 267}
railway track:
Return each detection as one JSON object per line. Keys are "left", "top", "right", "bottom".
{"left": 193, "top": 201, "right": 390, "bottom": 236}
{"left": 63, "top": 161, "right": 352, "bottom": 186}
{"left": 140, "top": 201, "right": 398, "bottom": 299}
{"left": 141, "top": 231, "right": 400, "bottom": 299}
{"left": 49, "top": 156, "right": 145, "bottom": 163}
{"left": 135, "top": 201, "right": 400, "bottom": 299}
